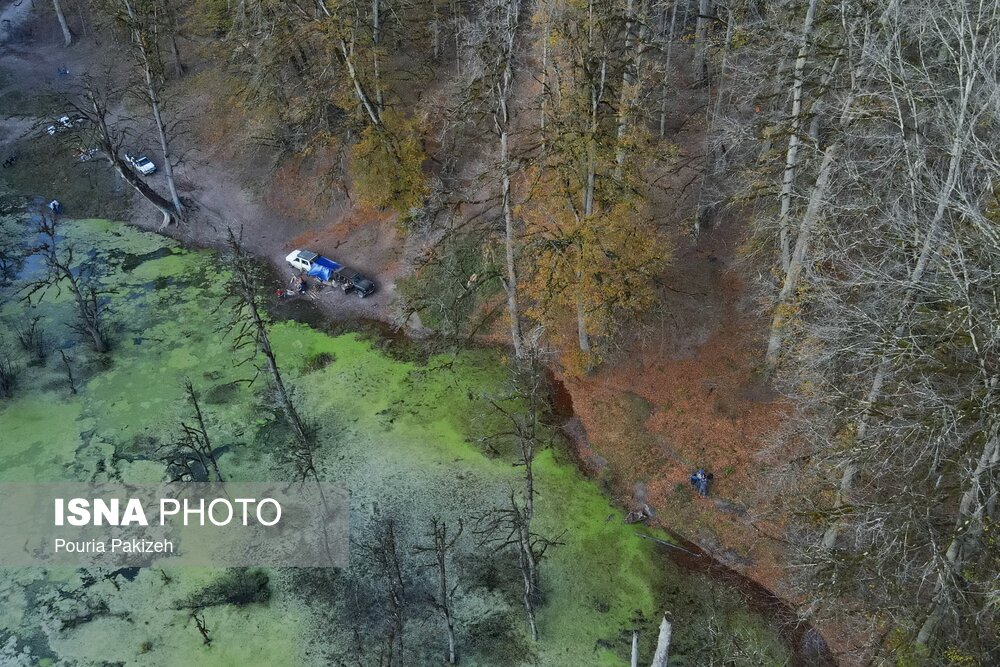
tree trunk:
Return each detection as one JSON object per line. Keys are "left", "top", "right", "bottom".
{"left": 53, "top": 0, "right": 73, "bottom": 46}
{"left": 693, "top": 0, "right": 713, "bottom": 82}
{"left": 112, "top": 157, "right": 176, "bottom": 228}
{"left": 496, "top": 0, "right": 524, "bottom": 360}
{"left": 540, "top": 22, "right": 548, "bottom": 144}
{"left": 517, "top": 514, "right": 539, "bottom": 641}
{"left": 916, "top": 429, "right": 999, "bottom": 645}
{"left": 501, "top": 128, "right": 525, "bottom": 360}
{"left": 372, "top": 0, "right": 384, "bottom": 112}
{"left": 166, "top": 1, "right": 185, "bottom": 77}
{"left": 764, "top": 143, "right": 838, "bottom": 372}
{"left": 776, "top": 0, "right": 819, "bottom": 273}
{"left": 650, "top": 615, "right": 672, "bottom": 667}
{"left": 251, "top": 296, "right": 309, "bottom": 447}
{"left": 73, "top": 288, "right": 109, "bottom": 353}
{"left": 451, "top": 0, "right": 462, "bottom": 75}
{"left": 145, "top": 71, "right": 184, "bottom": 215}
{"left": 659, "top": 0, "right": 680, "bottom": 138}
{"left": 577, "top": 51, "right": 605, "bottom": 357}
{"left": 431, "top": 0, "right": 440, "bottom": 60}
{"left": 614, "top": 0, "right": 639, "bottom": 179}
{"left": 338, "top": 39, "right": 382, "bottom": 127}
{"left": 123, "top": 0, "right": 184, "bottom": 217}
{"left": 576, "top": 289, "right": 591, "bottom": 354}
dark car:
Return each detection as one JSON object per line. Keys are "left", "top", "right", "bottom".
{"left": 334, "top": 268, "right": 376, "bottom": 298}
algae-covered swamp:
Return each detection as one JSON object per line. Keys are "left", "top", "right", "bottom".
{"left": 0, "top": 216, "right": 792, "bottom": 665}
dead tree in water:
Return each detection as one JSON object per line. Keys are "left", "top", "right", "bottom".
{"left": 23, "top": 216, "right": 110, "bottom": 353}
{"left": 191, "top": 612, "right": 211, "bottom": 645}
{"left": 630, "top": 613, "right": 673, "bottom": 666}
{"left": 476, "top": 352, "right": 561, "bottom": 641}
{"left": 414, "top": 517, "right": 462, "bottom": 664}
{"left": 222, "top": 229, "right": 313, "bottom": 467}
{"left": 59, "top": 349, "right": 77, "bottom": 395}
{"left": 158, "top": 380, "right": 223, "bottom": 482}
{"left": 359, "top": 517, "right": 408, "bottom": 666}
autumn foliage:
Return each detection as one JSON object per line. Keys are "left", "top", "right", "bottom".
{"left": 521, "top": 176, "right": 669, "bottom": 373}
{"left": 350, "top": 111, "right": 429, "bottom": 215}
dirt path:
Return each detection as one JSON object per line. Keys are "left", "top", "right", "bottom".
{"left": 0, "top": 0, "right": 34, "bottom": 46}
{"left": 1, "top": 2, "right": 410, "bottom": 329}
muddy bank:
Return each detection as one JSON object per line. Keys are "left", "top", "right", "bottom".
{"left": 546, "top": 371, "right": 836, "bottom": 667}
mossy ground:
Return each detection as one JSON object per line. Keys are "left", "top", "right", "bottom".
{"left": 0, "top": 219, "right": 789, "bottom": 665}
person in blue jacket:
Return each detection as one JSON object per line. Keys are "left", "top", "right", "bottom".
{"left": 690, "top": 469, "right": 714, "bottom": 497}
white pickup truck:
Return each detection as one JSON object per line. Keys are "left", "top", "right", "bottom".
{"left": 125, "top": 153, "right": 157, "bottom": 175}
{"left": 285, "top": 249, "right": 320, "bottom": 273}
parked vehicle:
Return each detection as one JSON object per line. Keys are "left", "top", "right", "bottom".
{"left": 284, "top": 249, "right": 377, "bottom": 298}
{"left": 333, "top": 268, "right": 376, "bottom": 298}
{"left": 285, "top": 249, "right": 320, "bottom": 273}
{"left": 125, "top": 153, "right": 157, "bottom": 175}
{"left": 47, "top": 115, "right": 85, "bottom": 135}
{"left": 306, "top": 256, "right": 343, "bottom": 282}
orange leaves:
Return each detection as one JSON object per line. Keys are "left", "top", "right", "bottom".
{"left": 521, "top": 179, "right": 670, "bottom": 371}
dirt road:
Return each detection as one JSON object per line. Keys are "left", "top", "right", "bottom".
{"left": 0, "top": 0, "right": 411, "bottom": 329}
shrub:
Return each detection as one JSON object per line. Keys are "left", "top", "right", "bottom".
{"left": 302, "top": 351, "right": 335, "bottom": 373}
{"left": 176, "top": 569, "right": 270, "bottom": 610}
{"left": 0, "top": 351, "right": 20, "bottom": 398}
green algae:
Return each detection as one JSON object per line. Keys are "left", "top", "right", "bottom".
{"left": 0, "top": 219, "right": 790, "bottom": 665}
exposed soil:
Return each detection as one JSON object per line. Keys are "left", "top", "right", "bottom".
{"left": 0, "top": 1, "right": 408, "bottom": 328}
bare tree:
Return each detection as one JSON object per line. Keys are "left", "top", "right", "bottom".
{"left": 693, "top": 0, "right": 713, "bottom": 82}
{"left": 414, "top": 517, "right": 463, "bottom": 664}
{"left": 359, "top": 517, "right": 408, "bottom": 666}
{"left": 116, "top": 0, "right": 185, "bottom": 217}
{"left": 157, "top": 380, "right": 223, "bottom": 482}
{"left": 475, "top": 352, "right": 561, "bottom": 641}
{"left": 76, "top": 76, "right": 178, "bottom": 228}
{"left": 222, "top": 228, "right": 311, "bottom": 456}
{"left": 725, "top": 0, "right": 1000, "bottom": 659}
{"left": 23, "top": 215, "right": 109, "bottom": 353}
{"left": 58, "top": 349, "right": 77, "bottom": 395}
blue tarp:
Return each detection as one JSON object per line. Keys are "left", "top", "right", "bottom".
{"left": 306, "top": 256, "right": 342, "bottom": 282}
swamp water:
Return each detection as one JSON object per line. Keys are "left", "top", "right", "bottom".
{"left": 0, "top": 219, "right": 793, "bottom": 665}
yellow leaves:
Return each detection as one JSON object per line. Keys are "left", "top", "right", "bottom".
{"left": 349, "top": 110, "right": 428, "bottom": 214}
{"left": 522, "top": 184, "right": 670, "bottom": 369}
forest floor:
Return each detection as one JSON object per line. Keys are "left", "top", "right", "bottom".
{"left": 0, "top": 1, "right": 855, "bottom": 662}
